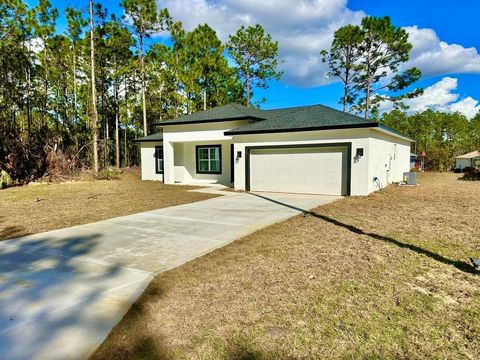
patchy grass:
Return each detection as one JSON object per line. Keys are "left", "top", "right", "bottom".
{"left": 92, "top": 172, "right": 480, "bottom": 359}
{"left": 0, "top": 168, "right": 216, "bottom": 241}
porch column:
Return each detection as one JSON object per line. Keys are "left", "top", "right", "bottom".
{"left": 163, "top": 141, "right": 175, "bottom": 184}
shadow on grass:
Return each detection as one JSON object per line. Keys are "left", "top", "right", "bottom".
{"left": 131, "top": 336, "right": 172, "bottom": 360}
{"left": 226, "top": 341, "right": 281, "bottom": 360}
{"left": 91, "top": 279, "right": 173, "bottom": 360}
{"left": 0, "top": 226, "right": 27, "bottom": 241}
{"left": 0, "top": 216, "right": 28, "bottom": 241}
{"left": 249, "top": 193, "right": 475, "bottom": 274}
{"left": 92, "top": 333, "right": 173, "bottom": 360}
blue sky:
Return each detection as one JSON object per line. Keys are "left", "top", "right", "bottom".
{"left": 27, "top": 0, "right": 480, "bottom": 117}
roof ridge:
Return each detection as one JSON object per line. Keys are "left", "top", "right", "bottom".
{"left": 270, "top": 103, "right": 371, "bottom": 124}
{"left": 266, "top": 103, "right": 324, "bottom": 112}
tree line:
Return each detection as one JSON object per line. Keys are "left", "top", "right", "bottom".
{"left": 381, "top": 110, "right": 480, "bottom": 171}
{"left": 2, "top": 1, "right": 479, "bottom": 185}
{"left": 322, "top": 16, "right": 480, "bottom": 170}
{"left": 0, "top": 0, "right": 281, "bottom": 183}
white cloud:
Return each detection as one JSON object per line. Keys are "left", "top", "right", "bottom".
{"left": 404, "top": 26, "right": 480, "bottom": 77}
{"left": 380, "top": 77, "right": 480, "bottom": 118}
{"left": 157, "top": 0, "right": 480, "bottom": 88}
{"left": 449, "top": 96, "right": 480, "bottom": 119}
{"left": 157, "top": 0, "right": 364, "bottom": 86}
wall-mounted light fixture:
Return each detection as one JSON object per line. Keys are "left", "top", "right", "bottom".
{"left": 354, "top": 148, "right": 364, "bottom": 163}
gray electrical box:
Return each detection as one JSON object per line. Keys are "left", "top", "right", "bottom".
{"left": 403, "top": 172, "right": 417, "bottom": 185}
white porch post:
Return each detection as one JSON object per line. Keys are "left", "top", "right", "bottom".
{"left": 163, "top": 141, "right": 175, "bottom": 184}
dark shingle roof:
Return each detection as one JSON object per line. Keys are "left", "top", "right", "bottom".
{"left": 158, "top": 103, "right": 266, "bottom": 125}
{"left": 224, "top": 104, "right": 376, "bottom": 135}
{"left": 152, "top": 102, "right": 412, "bottom": 140}
{"left": 133, "top": 132, "right": 163, "bottom": 142}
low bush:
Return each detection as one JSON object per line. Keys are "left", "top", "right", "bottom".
{"left": 0, "top": 170, "right": 13, "bottom": 189}
{"left": 460, "top": 168, "right": 480, "bottom": 181}
{"left": 97, "top": 168, "right": 122, "bottom": 180}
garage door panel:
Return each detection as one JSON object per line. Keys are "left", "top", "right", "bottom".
{"left": 249, "top": 147, "right": 348, "bottom": 195}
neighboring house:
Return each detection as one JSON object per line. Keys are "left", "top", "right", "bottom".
{"left": 455, "top": 150, "right": 480, "bottom": 170}
{"left": 410, "top": 153, "right": 418, "bottom": 170}
{"left": 135, "top": 103, "right": 412, "bottom": 196}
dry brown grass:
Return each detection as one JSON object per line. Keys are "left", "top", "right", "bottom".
{"left": 93, "top": 172, "right": 480, "bottom": 359}
{"left": 0, "top": 168, "right": 215, "bottom": 241}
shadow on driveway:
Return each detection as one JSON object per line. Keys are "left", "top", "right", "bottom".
{"left": 0, "top": 232, "right": 150, "bottom": 359}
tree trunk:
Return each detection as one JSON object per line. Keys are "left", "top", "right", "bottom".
{"left": 343, "top": 83, "right": 348, "bottom": 112}
{"left": 43, "top": 46, "right": 48, "bottom": 126}
{"left": 124, "top": 127, "right": 128, "bottom": 167}
{"left": 124, "top": 77, "right": 129, "bottom": 168}
{"left": 89, "top": 0, "right": 99, "bottom": 174}
{"left": 343, "top": 68, "right": 349, "bottom": 112}
{"left": 246, "top": 72, "right": 250, "bottom": 106}
{"left": 140, "top": 33, "right": 147, "bottom": 136}
{"left": 73, "top": 42, "right": 77, "bottom": 124}
{"left": 364, "top": 50, "right": 371, "bottom": 119}
{"left": 115, "top": 81, "right": 120, "bottom": 169}
{"left": 26, "top": 56, "right": 32, "bottom": 134}
{"left": 55, "top": 85, "right": 59, "bottom": 132}
{"left": 365, "top": 78, "right": 371, "bottom": 119}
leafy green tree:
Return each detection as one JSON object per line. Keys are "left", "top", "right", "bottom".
{"left": 354, "top": 16, "right": 422, "bottom": 118}
{"left": 381, "top": 109, "right": 474, "bottom": 170}
{"left": 104, "top": 16, "right": 134, "bottom": 167}
{"left": 179, "top": 24, "right": 243, "bottom": 111}
{"left": 33, "top": 0, "right": 58, "bottom": 124}
{"left": 89, "top": 0, "right": 99, "bottom": 173}
{"left": 122, "top": 0, "right": 168, "bottom": 135}
{"left": 227, "top": 24, "right": 282, "bottom": 106}
{"left": 470, "top": 112, "right": 480, "bottom": 150}
{"left": 321, "top": 25, "right": 364, "bottom": 111}
{"left": 65, "top": 7, "right": 86, "bottom": 124}
{"left": 146, "top": 43, "right": 179, "bottom": 122}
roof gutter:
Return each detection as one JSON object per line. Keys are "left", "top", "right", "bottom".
{"left": 374, "top": 124, "right": 415, "bottom": 142}
{"left": 225, "top": 122, "right": 414, "bottom": 142}
{"left": 132, "top": 138, "right": 163, "bottom": 142}
{"left": 224, "top": 122, "right": 379, "bottom": 135}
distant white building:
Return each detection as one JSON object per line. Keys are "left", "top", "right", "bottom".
{"left": 455, "top": 150, "right": 480, "bottom": 170}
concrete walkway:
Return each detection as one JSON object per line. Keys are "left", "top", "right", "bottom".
{"left": 0, "top": 191, "right": 339, "bottom": 359}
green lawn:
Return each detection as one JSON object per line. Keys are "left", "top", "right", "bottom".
{"left": 92, "top": 172, "right": 480, "bottom": 359}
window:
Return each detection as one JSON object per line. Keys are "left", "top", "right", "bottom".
{"left": 196, "top": 145, "right": 221, "bottom": 174}
{"left": 155, "top": 146, "right": 163, "bottom": 174}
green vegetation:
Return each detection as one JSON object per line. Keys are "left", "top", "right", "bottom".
{"left": 227, "top": 24, "right": 283, "bottom": 107}
{"left": 321, "top": 16, "right": 422, "bottom": 117}
{"left": 0, "top": 170, "right": 12, "bottom": 189}
{"left": 381, "top": 110, "right": 479, "bottom": 170}
{"left": 0, "top": 0, "right": 281, "bottom": 184}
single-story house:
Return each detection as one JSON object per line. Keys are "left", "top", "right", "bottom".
{"left": 455, "top": 150, "right": 480, "bottom": 170}
{"left": 135, "top": 103, "right": 412, "bottom": 196}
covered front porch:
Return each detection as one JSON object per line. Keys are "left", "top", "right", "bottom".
{"left": 164, "top": 140, "right": 234, "bottom": 186}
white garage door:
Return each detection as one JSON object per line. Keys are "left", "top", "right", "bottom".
{"left": 249, "top": 146, "right": 348, "bottom": 195}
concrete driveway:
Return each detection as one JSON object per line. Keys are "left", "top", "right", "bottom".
{"left": 0, "top": 191, "right": 339, "bottom": 359}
